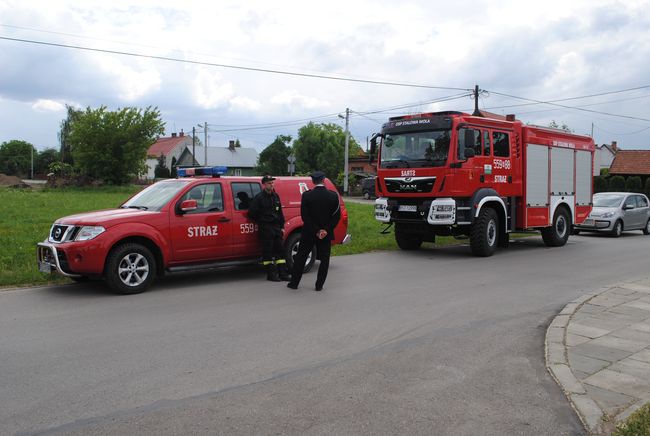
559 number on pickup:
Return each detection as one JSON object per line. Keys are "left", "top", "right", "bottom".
{"left": 240, "top": 223, "right": 258, "bottom": 234}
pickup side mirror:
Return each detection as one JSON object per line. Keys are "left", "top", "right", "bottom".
{"left": 369, "top": 133, "right": 382, "bottom": 164}
{"left": 179, "top": 199, "right": 198, "bottom": 213}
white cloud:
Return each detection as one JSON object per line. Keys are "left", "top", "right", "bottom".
{"left": 31, "top": 99, "right": 66, "bottom": 112}
{"left": 192, "top": 69, "right": 235, "bottom": 109}
{"left": 229, "top": 96, "right": 262, "bottom": 112}
{"left": 271, "top": 90, "right": 330, "bottom": 110}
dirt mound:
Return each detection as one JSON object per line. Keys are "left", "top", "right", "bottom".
{"left": 0, "top": 174, "right": 31, "bottom": 188}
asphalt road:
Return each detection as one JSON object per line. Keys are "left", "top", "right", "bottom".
{"left": 2, "top": 232, "right": 649, "bottom": 435}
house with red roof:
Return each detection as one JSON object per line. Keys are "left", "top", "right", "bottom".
{"left": 594, "top": 141, "right": 618, "bottom": 175}
{"left": 609, "top": 150, "right": 650, "bottom": 181}
{"left": 144, "top": 130, "right": 196, "bottom": 179}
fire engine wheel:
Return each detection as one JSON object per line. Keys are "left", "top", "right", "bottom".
{"left": 610, "top": 220, "right": 623, "bottom": 238}
{"left": 541, "top": 207, "right": 571, "bottom": 247}
{"left": 394, "top": 224, "right": 423, "bottom": 250}
{"left": 105, "top": 243, "right": 156, "bottom": 295}
{"left": 285, "top": 232, "right": 315, "bottom": 273}
{"left": 643, "top": 219, "right": 650, "bottom": 235}
{"left": 470, "top": 207, "right": 498, "bottom": 257}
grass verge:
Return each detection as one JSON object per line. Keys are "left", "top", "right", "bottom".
{"left": 613, "top": 403, "right": 650, "bottom": 436}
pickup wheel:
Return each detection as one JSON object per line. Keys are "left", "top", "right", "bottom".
{"left": 395, "top": 223, "right": 423, "bottom": 250}
{"left": 542, "top": 207, "right": 571, "bottom": 247}
{"left": 470, "top": 207, "right": 498, "bottom": 257}
{"left": 285, "top": 232, "right": 315, "bottom": 273}
{"left": 105, "top": 243, "right": 155, "bottom": 295}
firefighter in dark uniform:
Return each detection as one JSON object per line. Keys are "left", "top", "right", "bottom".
{"left": 248, "top": 175, "right": 291, "bottom": 282}
{"left": 287, "top": 171, "right": 341, "bottom": 291}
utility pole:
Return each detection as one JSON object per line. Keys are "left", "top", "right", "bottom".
{"left": 343, "top": 107, "right": 350, "bottom": 195}
{"left": 203, "top": 122, "right": 208, "bottom": 166}
{"left": 192, "top": 126, "right": 196, "bottom": 166}
{"left": 30, "top": 145, "right": 34, "bottom": 179}
{"left": 472, "top": 85, "right": 481, "bottom": 116}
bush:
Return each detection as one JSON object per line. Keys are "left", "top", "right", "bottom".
{"left": 609, "top": 175, "right": 626, "bottom": 191}
{"left": 626, "top": 176, "right": 643, "bottom": 192}
{"left": 594, "top": 176, "right": 608, "bottom": 193}
{"left": 613, "top": 402, "right": 650, "bottom": 436}
{"left": 645, "top": 178, "right": 650, "bottom": 197}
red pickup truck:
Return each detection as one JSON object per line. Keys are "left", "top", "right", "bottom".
{"left": 37, "top": 167, "right": 351, "bottom": 294}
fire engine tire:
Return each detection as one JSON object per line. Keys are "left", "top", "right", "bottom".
{"left": 470, "top": 207, "right": 498, "bottom": 257}
{"left": 643, "top": 219, "right": 650, "bottom": 235}
{"left": 285, "top": 232, "right": 315, "bottom": 273}
{"left": 542, "top": 207, "right": 571, "bottom": 247}
{"left": 610, "top": 220, "right": 623, "bottom": 238}
{"left": 105, "top": 243, "right": 156, "bottom": 295}
{"left": 395, "top": 225, "right": 423, "bottom": 250}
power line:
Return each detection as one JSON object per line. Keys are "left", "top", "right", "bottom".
{"left": 488, "top": 89, "right": 650, "bottom": 122}
{"left": 0, "top": 36, "right": 471, "bottom": 92}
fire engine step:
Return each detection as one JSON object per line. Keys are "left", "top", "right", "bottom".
{"left": 168, "top": 257, "right": 260, "bottom": 273}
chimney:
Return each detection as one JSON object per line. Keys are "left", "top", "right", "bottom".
{"left": 505, "top": 114, "right": 516, "bottom": 121}
{"left": 611, "top": 141, "right": 617, "bottom": 152}
{"left": 171, "top": 132, "right": 177, "bottom": 138}
{"left": 179, "top": 129, "right": 184, "bottom": 137}
{"left": 229, "top": 140, "right": 235, "bottom": 150}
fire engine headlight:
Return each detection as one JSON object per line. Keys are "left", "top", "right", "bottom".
{"left": 436, "top": 205, "right": 454, "bottom": 212}
{"left": 75, "top": 226, "right": 105, "bottom": 241}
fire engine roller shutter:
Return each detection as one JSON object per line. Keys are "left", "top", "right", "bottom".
{"left": 575, "top": 150, "right": 592, "bottom": 206}
{"left": 551, "top": 147, "right": 574, "bottom": 196}
{"left": 526, "top": 144, "right": 549, "bottom": 207}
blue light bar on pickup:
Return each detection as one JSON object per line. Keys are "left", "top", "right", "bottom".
{"left": 177, "top": 166, "right": 228, "bottom": 177}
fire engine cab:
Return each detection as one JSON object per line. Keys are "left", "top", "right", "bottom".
{"left": 371, "top": 111, "right": 595, "bottom": 256}
{"left": 37, "top": 167, "right": 351, "bottom": 294}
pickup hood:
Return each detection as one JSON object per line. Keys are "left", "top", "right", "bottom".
{"left": 55, "top": 208, "right": 159, "bottom": 227}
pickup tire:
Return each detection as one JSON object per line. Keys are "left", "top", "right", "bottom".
{"left": 105, "top": 243, "right": 156, "bottom": 294}
{"left": 285, "top": 232, "right": 315, "bottom": 273}
{"left": 542, "top": 207, "right": 571, "bottom": 247}
{"left": 470, "top": 207, "right": 498, "bottom": 257}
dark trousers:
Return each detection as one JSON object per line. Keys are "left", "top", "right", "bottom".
{"left": 290, "top": 235, "right": 332, "bottom": 288}
{"left": 260, "top": 225, "right": 284, "bottom": 262}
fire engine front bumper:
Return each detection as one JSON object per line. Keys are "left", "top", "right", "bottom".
{"left": 37, "top": 242, "right": 82, "bottom": 278}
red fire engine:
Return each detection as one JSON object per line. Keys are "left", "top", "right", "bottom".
{"left": 370, "top": 111, "right": 595, "bottom": 256}
{"left": 37, "top": 167, "right": 351, "bottom": 294}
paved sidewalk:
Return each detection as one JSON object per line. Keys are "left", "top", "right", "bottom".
{"left": 546, "top": 277, "right": 650, "bottom": 434}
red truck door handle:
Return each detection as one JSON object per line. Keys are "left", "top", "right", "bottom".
{"left": 218, "top": 217, "right": 231, "bottom": 222}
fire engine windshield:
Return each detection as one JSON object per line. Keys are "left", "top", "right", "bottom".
{"left": 380, "top": 130, "right": 451, "bottom": 168}
{"left": 121, "top": 179, "right": 192, "bottom": 211}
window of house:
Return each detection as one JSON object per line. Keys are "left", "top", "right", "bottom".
{"left": 492, "top": 131, "right": 510, "bottom": 157}
{"left": 233, "top": 168, "right": 242, "bottom": 176}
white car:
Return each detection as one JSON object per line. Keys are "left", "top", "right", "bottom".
{"left": 575, "top": 192, "right": 650, "bottom": 237}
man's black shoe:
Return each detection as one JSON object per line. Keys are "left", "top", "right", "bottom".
{"left": 287, "top": 283, "right": 298, "bottom": 290}
{"left": 314, "top": 285, "right": 323, "bottom": 291}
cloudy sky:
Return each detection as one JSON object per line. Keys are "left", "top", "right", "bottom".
{"left": 1, "top": 0, "right": 650, "bottom": 153}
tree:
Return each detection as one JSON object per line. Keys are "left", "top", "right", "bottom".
{"left": 58, "top": 105, "right": 82, "bottom": 164}
{"left": 292, "top": 122, "right": 361, "bottom": 180}
{"left": 644, "top": 178, "right": 650, "bottom": 197}
{"left": 256, "top": 135, "right": 292, "bottom": 176}
{"left": 593, "top": 175, "right": 608, "bottom": 193}
{"left": 35, "top": 148, "right": 60, "bottom": 175}
{"left": 68, "top": 106, "right": 165, "bottom": 184}
{"left": 609, "top": 175, "right": 626, "bottom": 191}
{"left": 625, "top": 176, "right": 642, "bottom": 192}
{"left": 548, "top": 120, "right": 573, "bottom": 132}
{"left": 0, "top": 139, "right": 35, "bottom": 177}
{"left": 154, "top": 154, "right": 171, "bottom": 178}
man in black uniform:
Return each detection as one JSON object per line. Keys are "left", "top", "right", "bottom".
{"left": 248, "top": 175, "right": 290, "bottom": 282}
{"left": 287, "top": 171, "right": 340, "bottom": 291}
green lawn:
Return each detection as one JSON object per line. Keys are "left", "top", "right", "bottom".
{"left": 0, "top": 187, "right": 462, "bottom": 288}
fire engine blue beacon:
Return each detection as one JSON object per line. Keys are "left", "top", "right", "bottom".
{"left": 177, "top": 166, "right": 228, "bottom": 177}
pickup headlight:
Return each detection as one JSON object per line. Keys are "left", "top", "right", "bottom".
{"left": 75, "top": 226, "right": 105, "bottom": 241}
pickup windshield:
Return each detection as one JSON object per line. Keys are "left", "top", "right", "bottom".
{"left": 121, "top": 179, "right": 192, "bottom": 211}
{"left": 380, "top": 129, "right": 451, "bottom": 168}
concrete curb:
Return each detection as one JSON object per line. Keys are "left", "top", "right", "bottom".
{"left": 545, "top": 280, "right": 650, "bottom": 435}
